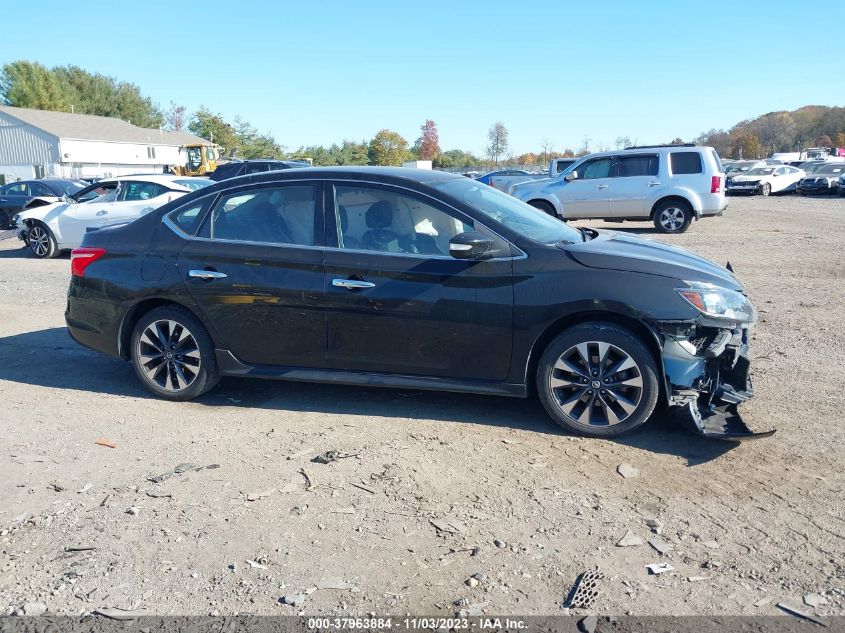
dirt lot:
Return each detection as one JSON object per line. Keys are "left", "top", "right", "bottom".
{"left": 0, "top": 194, "right": 843, "bottom": 619}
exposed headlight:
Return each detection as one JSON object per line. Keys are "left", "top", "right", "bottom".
{"left": 12, "top": 214, "right": 21, "bottom": 225}
{"left": 677, "top": 281, "right": 757, "bottom": 323}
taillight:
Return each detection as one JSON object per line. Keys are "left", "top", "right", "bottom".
{"left": 71, "top": 247, "right": 106, "bottom": 277}
{"left": 489, "top": 178, "right": 494, "bottom": 188}
{"left": 711, "top": 176, "right": 722, "bottom": 193}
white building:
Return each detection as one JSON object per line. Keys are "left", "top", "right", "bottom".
{"left": 0, "top": 105, "right": 212, "bottom": 181}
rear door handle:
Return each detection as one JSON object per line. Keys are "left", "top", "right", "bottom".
{"left": 596, "top": 184, "right": 609, "bottom": 190}
{"left": 333, "top": 278, "right": 375, "bottom": 290}
{"left": 189, "top": 269, "right": 227, "bottom": 280}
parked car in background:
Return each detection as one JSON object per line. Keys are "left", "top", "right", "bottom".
{"left": 509, "top": 145, "right": 726, "bottom": 234}
{"left": 66, "top": 166, "right": 766, "bottom": 440}
{"left": 476, "top": 169, "right": 542, "bottom": 192}
{"left": 0, "top": 179, "right": 87, "bottom": 228}
{"left": 15, "top": 175, "right": 212, "bottom": 258}
{"left": 724, "top": 160, "right": 764, "bottom": 183}
{"left": 797, "top": 163, "right": 845, "bottom": 195}
{"left": 839, "top": 172, "right": 845, "bottom": 195}
{"left": 726, "top": 165, "right": 805, "bottom": 196}
{"left": 209, "top": 159, "right": 310, "bottom": 182}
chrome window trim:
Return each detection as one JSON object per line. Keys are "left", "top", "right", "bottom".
{"left": 161, "top": 176, "right": 526, "bottom": 261}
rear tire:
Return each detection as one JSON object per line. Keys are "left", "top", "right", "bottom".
{"left": 528, "top": 200, "right": 557, "bottom": 218}
{"left": 28, "top": 223, "right": 59, "bottom": 259}
{"left": 652, "top": 200, "right": 692, "bottom": 234}
{"left": 537, "top": 322, "right": 659, "bottom": 437}
{"left": 130, "top": 306, "right": 220, "bottom": 401}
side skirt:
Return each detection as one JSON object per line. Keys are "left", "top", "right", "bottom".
{"left": 215, "top": 350, "right": 528, "bottom": 398}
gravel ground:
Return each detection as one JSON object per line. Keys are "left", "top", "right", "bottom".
{"left": 0, "top": 194, "right": 843, "bottom": 618}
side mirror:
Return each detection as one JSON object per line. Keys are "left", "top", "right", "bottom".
{"left": 564, "top": 171, "right": 578, "bottom": 182}
{"left": 449, "top": 231, "right": 494, "bottom": 260}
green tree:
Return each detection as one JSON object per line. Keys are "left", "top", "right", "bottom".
{"left": 368, "top": 129, "right": 409, "bottom": 166}
{"left": 433, "top": 149, "right": 481, "bottom": 170}
{"left": 0, "top": 61, "right": 72, "bottom": 110}
{"left": 233, "top": 117, "right": 282, "bottom": 158}
{"left": 188, "top": 107, "right": 239, "bottom": 153}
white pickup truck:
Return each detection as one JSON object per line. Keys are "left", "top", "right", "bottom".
{"left": 477, "top": 158, "right": 579, "bottom": 193}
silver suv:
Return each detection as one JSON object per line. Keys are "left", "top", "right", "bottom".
{"left": 509, "top": 145, "right": 726, "bottom": 234}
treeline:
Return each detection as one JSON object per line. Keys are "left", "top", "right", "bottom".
{"left": 695, "top": 106, "right": 845, "bottom": 159}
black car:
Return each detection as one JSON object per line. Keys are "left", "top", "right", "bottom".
{"left": 208, "top": 159, "right": 310, "bottom": 182}
{"left": 0, "top": 178, "right": 87, "bottom": 227}
{"left": 796, "top": 162, "right": 845, "bottom": 195}
{"left": 65, "top": 168, "right": 770, "bottom": 440}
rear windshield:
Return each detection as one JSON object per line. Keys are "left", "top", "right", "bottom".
{"left": 670, "top": 152, "right": 703, "bottom": 175}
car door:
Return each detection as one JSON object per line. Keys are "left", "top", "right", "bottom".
{"left": 323, "top": 182, "right": 514, "bottom": 381}
{"left": 559, "top": 156, "right": 613, "bottom": 218}
{"left": 55, "top": 182, "right": 119, "bottom": 247}
{"left": 0, "top": 182, "right": 30, "bottom": 213}
{"left": 609, "top": 153, "right": 660, "bottom": 217}
{"left": 176, "top": 182, "right": 327, "bottom": 367}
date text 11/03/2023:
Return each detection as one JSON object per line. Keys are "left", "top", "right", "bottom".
{"left": 306, "top": 617, "right": 528, "bottom": 630}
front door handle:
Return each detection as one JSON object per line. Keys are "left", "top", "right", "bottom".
{"left": 189, "top": 269, "right": 228, "bottom": 280}
{"left": 596, "top": 184, "right": 609, "bottom": 190}
{"left": 333, "top": 278, "right": 375, "bottom": 290}
{"left": 96, "top": 210, "right": 108, "bottom": 216}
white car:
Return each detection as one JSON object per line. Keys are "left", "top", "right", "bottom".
{"left": 726, "top": 165, "right": 805, "bottom": 196}
{"left": 15, "top": 175, "right": 212, "bottom": 258}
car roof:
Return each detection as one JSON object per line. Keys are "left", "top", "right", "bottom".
{"left": 97, "top": 174, "right": 199, "bottom": 186}
{"left": 200, "top": 166, "right": 464, "bottom": 193}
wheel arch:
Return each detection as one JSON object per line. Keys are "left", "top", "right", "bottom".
{"left": 650, "top": 194, "right": 697, "bottom": 220}
{"left": 524, "top": 310, "right": 666, "bottom": 400}
{"left": 526, "top": 196, "right": 561, "bottom": 216}
{"left": 118, "top": 298, "right": 215, "bottom": 360}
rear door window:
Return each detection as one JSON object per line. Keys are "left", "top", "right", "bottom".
{"left": 208, "top": 185, "right": 317, "bottom": 246}
{"left": 670, "top": 152, "right": 703, "bottom": 175}
{"left": 168, "top": 197, "right": 215, "bottom": 235}
{"left": 245, "top": 162, "right": 270, "bottom": 174}
{"left": 614, "top": 154, "right": 659, "bottom": 177}
{"left": 29, "top": 183, "right": 53, "bottom": 196}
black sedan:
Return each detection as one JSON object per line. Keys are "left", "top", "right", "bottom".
{"left": 209, "top": 159, "right": 310, "bottom": 182}
{"left": 797, "top": 162, "right": 845, "bottom": 195}
{"left": 65, "top": 168, "right": 770, "bottom": 440}
{"left": 0, "top": 178, "right": 87, "bottom": 228}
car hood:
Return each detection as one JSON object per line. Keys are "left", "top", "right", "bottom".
{"left": 563, "top": 231, "right": 743, "bottom": 291}
{"left": 731, "top": 174, "right": 770, "bottom": 182}
{"left": 513, "top": 176, "right": 554, "bottom": 191}
{"left": 16, "top": 201, "right": 67, "bottom": 222}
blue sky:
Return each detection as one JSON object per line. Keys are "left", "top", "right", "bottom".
{"left": 4, "top": 1, "right": 842, "bottom": 155}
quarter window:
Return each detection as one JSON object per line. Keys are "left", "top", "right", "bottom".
{"left": 209, "top": 185, "right": 317, "bottom": 246}
{"left": 334, "top": 185, "right": 473, "bottom": 255}
{"left": 614, "top": 155, "right": 659, "bottom": 177}
{"left": 578, "top": 158, "right": 612, "bottom": 180}
{"left": 169, "top": 198, "right": 213, "bottom": 235}
{"left": 29, "top": 183, "right": 53, "bottom": 196}
{"left": 670, "top": 152, "right": 703, "bottom": 175}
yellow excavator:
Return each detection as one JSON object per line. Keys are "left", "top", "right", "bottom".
{"left": 170, "top": 144, "right": 225, "bottom": 177}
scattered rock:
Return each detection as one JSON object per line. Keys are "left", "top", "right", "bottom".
{"left": 466, "top": 577, "right": 479, "bottom": 588}
{"left": 280, "top": 594, "right": 307, "bottom": 608}
{"left": 92, "top": 607, "right": 149, "bottom": 620}
{"left": 804, "top": 593, "right": 828, "bottom": 608}
{"left": 493, "top": 539, "right": 507, "bottom": 549}
{"left": 754, "top": 597, "right": 772, "bottom": 607}
{"left": 315, "top": 577, "right": 355, "bottom": 591}
{"left": 471, "top": 546, "right": 481, "bottom": 557}
{"left": 94, "top": 438, "right": 117, "bottom": 449}
{"left": 688, "top": 576, "right": 709, "bottom": 583}
{"left": 578, "top": 615, "right": 598, "bottom": 633}
{"left": 246, "top": 560, "right": 267, "bottom": 569}
{"left": 617, "top": 463, "right": 640, "bottom": 479}
{"left": 700, "top": 539, "right": 720, "bottom": 550}
{"left": 472, "top": 573, "right": 488, "bottom": 583}
{"left": 648, "top": 537, "right": 672, "bottom": 555}
{"left": 430, "top": 517, "right": 467, "bottom": 534}
{"left": 126, "top": 506, "right": 139, "bottom": 516}
{"left": 246, "top": 489, "right": 274, "bottom": 502}
{"left": 616, "top": 531, "right": 644, "bottom": 547}
{"left": 20, "top": 602, "right": 46, "bottom": 616}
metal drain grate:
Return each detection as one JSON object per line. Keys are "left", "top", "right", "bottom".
{"left": 567, "top": 568, "right": 604, "bottom": 609}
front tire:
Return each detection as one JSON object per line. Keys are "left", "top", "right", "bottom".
{"left": 528, "top": 200, "right": 558, "bottom": 218}
{"left": 652, "top": 200, "right": 692, "bottom": 234}
{"left": 537, "top": 323, "right": 659, "bottom": 437}
{"left": 760, "top": 183, "right": 771, "bottom": 196}
{"left": 27, "top": 223, "right": 59, "bottom": 259}
{"left": 130, "top": 306, "right": 220, "bottom": 401}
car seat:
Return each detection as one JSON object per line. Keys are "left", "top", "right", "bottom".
{"left": 361, "top": 201, "right": 399, "bottom": 252}
{"left": 338, "top": 205, "right": 360, "bottom": 249}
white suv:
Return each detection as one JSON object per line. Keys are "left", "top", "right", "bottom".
{"left": 509, "top": 145, "right": 726, "bottom": 234}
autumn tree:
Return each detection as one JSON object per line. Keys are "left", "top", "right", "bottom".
{"left": 733, "top": 133, "right": 763, "bottom": 160}
{"left": 835, "top": 132, "right": 845, "bottom": 147}
{"left": 165, "top": 102, "right": 187, "bottom": 131}
{"left": 369, "top": 129, "right": 409, "bottom": 166}
{"left": 485, "top": 122, "right": 509, "bottom": 166}
{"left": 414, "top": 120, "right": 441, "bottom": 160}
{"left": 814, "top": 135, "right": 833, "bottom": 147}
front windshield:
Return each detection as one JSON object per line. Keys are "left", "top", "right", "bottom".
{"left": 746, "top": 168, "right": 775, "bottom": 176}
{"left": 433, "top": 178, "right": 583, "bottom": 244}
{"left": 64, "top": 182, "right": 86, "bottom": 195}
{"left": 175, "top": 178, "right": 214, "bottom": 191}
{"left": 817, "top": 164, "right": 845, "bottom": 175}
{"left": 727, "top": 162, "right": 754, "bottom": 173}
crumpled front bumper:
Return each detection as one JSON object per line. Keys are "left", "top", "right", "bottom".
{"left": 657, "top": 321, "right": 775, "bottom": 441}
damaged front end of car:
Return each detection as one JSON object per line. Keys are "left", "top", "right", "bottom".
{"left": 654, "top": 282, "right": 775, "bottom": 441}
